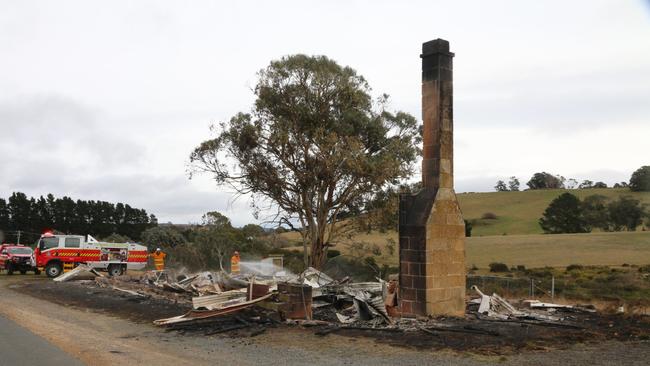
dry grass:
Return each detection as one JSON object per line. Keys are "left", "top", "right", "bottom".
{"left": 280, "top": 230, "right": 650, "bottom": 269}
{"left": 275, "top": 188, "right": 650, "bottom": 269}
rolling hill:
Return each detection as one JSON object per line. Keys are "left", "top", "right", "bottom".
{"left": 277, "top": 188, "right": 650, "bottom": 268}
{"left": 458, "top": 188, "right": 650, "bottom": 236}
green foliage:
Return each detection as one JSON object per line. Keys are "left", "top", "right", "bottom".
{"left": 356, "top": 182, "right": 421, "bottom": 233}
{"left": 464, "top": 219, "right": 472, "bottom": 237}
{"left": 190, "top": 54, "right": 420, "bottom": 269}
{"left": 579, "top": 180, "right": 594, "bottom": 189}
{"left": 0, "top": 192, "right": 156, "bottom": 243}
{"left": 566, "top": 264, "right": 584, "bottom": 272}
{"left": 458, "top": 187, "right": 650, "bottom": 236}
{"left": 539, "top": 192, "right": 590, "bottom": 234}
{"left": 527, "top": 172, "right": 564, "bottom": 190}
{"left": 241, "top": 224, "right": 265, "bottom": 238}
{"left": 141, "top": 226, "right": 186, "bottom": 250}
{"left": 194, "top": 225, "right": 237, "bottom": 270}
{"left": 201, "top": 211, "right": 232, "bottom": 228}
{"left": 638, "top": 265, "right": 650, "bottom": 273}
{"left": 494, "top": 180, "right": 508, "bottom": 192}
{"left": 193, "top": 211, "right": 247, "bottom": 270}
{"left": 327, "top": 249, "right": 341, "bottom": 258}
{"left": 629, "top": 166, "right": 650, "bottom": 192}
{"left": 608, "top": 196, "right": 646, "bottom": 231}
{"left": 508, "top": 176, "right": 520, "bottom": 191}
{"left": 581, "top": 194, "right": 610, "bottom": 231}
{"left": 481, "top": 212, "right": 498, "bottom": 220}
{"left": 593, "top": 181, "right": 608, "bottom": 188}
{"left": 489, "top": 262, "right": 509, "bottom": 272}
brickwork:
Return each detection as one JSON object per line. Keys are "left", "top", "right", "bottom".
{"left": 399, "top": 39, "right": 466, "bottom": 317}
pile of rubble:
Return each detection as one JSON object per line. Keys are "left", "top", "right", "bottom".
{"left": 145, "top": 267, "right": 392, "bottom": 330}
{"left": 138, "top": 268, "right": 594, "bottom": 337}
{"left": 55, "top": 264, "right": 602, "bottom": 338}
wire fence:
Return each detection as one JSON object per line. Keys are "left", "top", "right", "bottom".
{"left": 467, "top": 274, "right": 557, "bottom": 300}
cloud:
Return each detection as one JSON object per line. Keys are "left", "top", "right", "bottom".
{"left": 1, "top": 0, "right": 649, "bottom": 225}
{"left": 0, "top": 95, "right": 236, "bottom": 223}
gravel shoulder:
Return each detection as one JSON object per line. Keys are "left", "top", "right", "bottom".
{"left": 1, "top": 274, "right": 649, "bottom": 366}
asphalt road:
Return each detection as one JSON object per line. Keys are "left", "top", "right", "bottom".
{"left": 0, "top": 313, "right": 84, "bottom": 366}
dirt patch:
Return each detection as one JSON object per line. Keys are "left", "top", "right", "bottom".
{"left": 13, "top": 280, "right": 191, "bottom": 323}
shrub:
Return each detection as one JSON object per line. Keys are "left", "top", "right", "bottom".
{"left": 464, "top": 220, "right": 472, "bottom": 237}
{"left": 638, "top": 265, "right": 650, "bottom": 273}
{"left": 489, "top": 262, "right": 509, "bottom": 272}
{"left": 566, "top": 264, "right": 584, "bottom": 272}
{"left": 327, "top": 249, "right": 341, "bottom": 258}
{"left": 481, "top": 212, "right": 498, "bottom": 220}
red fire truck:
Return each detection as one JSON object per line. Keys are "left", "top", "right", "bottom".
{"left": 0, "top": 244, "right": 38, "bottom": 275}
{"left": 34, "top": 232, "right": 149, "bottom": 278}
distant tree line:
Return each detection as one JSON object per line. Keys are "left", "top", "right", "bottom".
{"left": 0, "top": 192, "right": 157, "bottom": 244}
{"left": 495, "top": 166, "right": 649, "bottom": 192}
{"left": 539, "top": 192, "right": 649, "bottom": 234}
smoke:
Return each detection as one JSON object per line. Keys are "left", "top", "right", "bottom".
{"left": 239, "top": 260, "right": 293, "bottom": 277}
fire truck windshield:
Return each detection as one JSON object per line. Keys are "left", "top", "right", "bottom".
{"left": 8, "top": 247, "right": 32, "bottom": 255}
{"left": 39, "top": 237, "right": 59, "bottom": 250}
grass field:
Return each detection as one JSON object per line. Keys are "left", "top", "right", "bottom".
{"left": 276, "top": 188, "right": 650, "bottom": 269}
{"left": 280, "top": 229, "right": 650, "bottom": 269}
{"left": 458, "top": 188, "right": 650, "bottom": 236}
{"left": 465, "top": 231, "right": 650, "bottom": 268}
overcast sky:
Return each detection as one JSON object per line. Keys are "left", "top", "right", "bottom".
{"left": 1, "top": 0, "right": 649, "bottom": 226}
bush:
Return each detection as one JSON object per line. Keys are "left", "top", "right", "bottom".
{"left": 638, "top": 265, "right": 650, "bottom": 273}
{"left": 481, "top": 212, "right": 498, "bottom": 220}
{"left": 489, "top": 262, "right": 509, "bottom": 272}
{"left": 327, "top": 249, "right": 341, "bottom": 258}
{"left": 566, "top": 264, "right": 584, "bottom": 272}
{"left": 464, "top": 220, "right": 472, "bottom": 237}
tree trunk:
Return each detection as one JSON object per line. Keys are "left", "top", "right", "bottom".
{"left": 301, "top": 234, "right": 309, "bottom": 269}
{"left": 310, "top": 237, "right": 327, "bottom": 269}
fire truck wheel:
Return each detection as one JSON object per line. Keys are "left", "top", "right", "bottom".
{"left": 20, "top": 270, "right": 27, "bottom": 275}
{"left": 107, "top": 264, "right": 123, "bottom": 277}
{"left": 45, "top": 263, "right": 62, "bottom": 278}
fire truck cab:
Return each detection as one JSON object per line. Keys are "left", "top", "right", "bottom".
{"left": 34, "top": 233, "right": 149, "bottom": 278}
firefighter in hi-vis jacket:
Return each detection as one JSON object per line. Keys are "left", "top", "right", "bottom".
{"left": 150, "top": 248, "right": 167, "bottom": 271}
{"left": 230, "top": 251, "right": 240, "bottom": 274}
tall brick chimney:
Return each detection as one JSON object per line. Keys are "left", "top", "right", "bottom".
{"left": 398, "top": 39, "right": 466, "bottom": 317}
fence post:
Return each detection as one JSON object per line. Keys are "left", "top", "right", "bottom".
{"left": 551, "top": 276, "right": 555, "bottom": 301}
{"left": 530, "top": 278, "right": 535, "bottom": 298}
